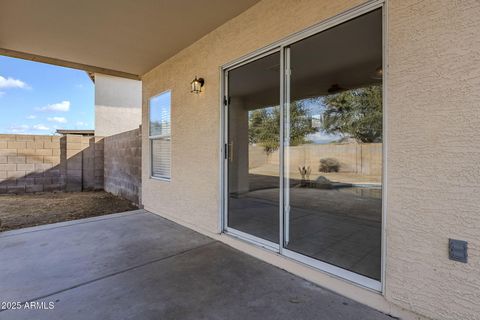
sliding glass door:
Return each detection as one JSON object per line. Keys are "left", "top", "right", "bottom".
{"left": 224, "top": 7, "right": 383, "bottom": 285}
{"left": 284, "top": 9, "right": 383, "bottom": 281}
{"left": 226, "top": 52, "right": 280, "bottom": 245}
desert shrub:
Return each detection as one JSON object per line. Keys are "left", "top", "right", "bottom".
{"left": 319, "top": 158, "right": 340, "bottom": 173}
{"left": 298, "top": 166, "right": 311, "bottom": 180}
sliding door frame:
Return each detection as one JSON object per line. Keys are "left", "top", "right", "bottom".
{"left": 220, "top": 0, "right": 386, "bottom": 293}
{"left": 222, "top": 48, "right": 282, "bottom": 252}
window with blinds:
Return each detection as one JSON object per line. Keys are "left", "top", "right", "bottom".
{"left": 149, "top": 91, "right": 171, "bottom": 180}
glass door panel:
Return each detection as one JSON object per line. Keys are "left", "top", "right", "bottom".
{"left": 284, "top": 9, "right": 383, "bottom": 280}
{"left": 227, "top": 52, "right": 281, "bottom": 244}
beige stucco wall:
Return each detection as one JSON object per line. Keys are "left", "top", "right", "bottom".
{"left": 95, "top": 73, "right": 142, "bottom": 137}
{"left": 141, "top": 0, "right": 480, "bottom": 319}
{"left": 386, "top": 1, "right": 480, "bottom": 319}
{"left": 142, "top": 0, "right": 365, "bottom": 237}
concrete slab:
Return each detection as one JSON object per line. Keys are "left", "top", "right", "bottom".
{"left": 0, "top": 210, "right": 392, "bottom": 319}
{"left": 0, "top": 210, "right": 213, "bottom": 302}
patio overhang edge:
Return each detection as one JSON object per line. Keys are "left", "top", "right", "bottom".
{"left": 0, "top": 47, "right": 141, "bottom": 81}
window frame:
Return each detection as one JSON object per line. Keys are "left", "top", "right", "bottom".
{"left": 149, "top": 90, "right": 172, "bottom": 181}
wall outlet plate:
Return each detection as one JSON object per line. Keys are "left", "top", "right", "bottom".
{"left": 449, "top": 239, "right": 468, "bottom": 263}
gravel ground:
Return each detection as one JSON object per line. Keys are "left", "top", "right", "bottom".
{"left": 0, "top": 191, "right": 138, "bottom": 232}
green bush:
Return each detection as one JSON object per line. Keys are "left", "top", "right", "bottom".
{"left": 319, "top": 158, "right": 340, "bottom": 173}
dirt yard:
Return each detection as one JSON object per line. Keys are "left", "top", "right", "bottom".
{"left": 0, "top": 191, "right": 138, "bottom": 232}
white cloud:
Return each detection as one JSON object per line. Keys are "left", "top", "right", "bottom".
{"left": 26, "top": 115, "right": 37, "bottom": 119}
{"left": 33, "top": 124, "right": 50, "bottom": 131}
{"left": 0, "top": 76, "right": 29, "bottom": 89}
{"left": 8, "top": 124, "right": 29, "bottom": 133}
{"left": 47, "top": 117, "right": 67, "bottom": 123}
{"left": 307, "top": 131, "right": 342, "bottom": 144}
{"left": 0, "top": 75, "right": 29, "bottom": 98}
{"left": 37, "top": 100, "right": 70, "bottom": 112}
{"left": 76, "top": 121, "right": 88, "bottom": 127}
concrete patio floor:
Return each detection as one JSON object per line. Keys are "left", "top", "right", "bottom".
{"left": 0, "top": 210, "right": 391, "bottom": 320}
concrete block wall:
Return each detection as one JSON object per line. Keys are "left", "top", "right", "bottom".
{"left": 63, "top": 135, "right": 104, "bottom": 192}
{"left": 0, "top": 134, "right": 62, "bottom": 193}
{"left": 93, "top": 137, "right": 105, "bottom": 190}
{"left": 0, "top": 132, "right": 141, "bottom": 204}
{"left": 0, "top": 134, "right": 104, "bottom": 194}
{"left": 64, "top": 135, "right": 83, "bottom": 192}
{"left": 103, "top": 127, "right": 142, "bottom": 204}
{"left": 250, "top": 143, "right": 383, "bottom": 176}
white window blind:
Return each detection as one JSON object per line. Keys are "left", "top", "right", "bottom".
{"left": 151, "top": 138, "right": 171, "bottom": 178}
{"left": 149, "top": 91, "right": 171, "bottom": 180}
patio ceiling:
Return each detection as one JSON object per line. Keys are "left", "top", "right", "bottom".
{"left": 0, "top": 0, "right": 260, "bottom": 79}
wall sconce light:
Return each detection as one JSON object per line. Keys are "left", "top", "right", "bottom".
{"left": 191, "top": 76, "right": 205, "bottom": 94}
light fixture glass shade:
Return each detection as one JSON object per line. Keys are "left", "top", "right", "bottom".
{"left": 191, "top": 76, "right": 204, "bottom": 94}
{"left": 372, "top": 66, "right": 383, "bottom": 80}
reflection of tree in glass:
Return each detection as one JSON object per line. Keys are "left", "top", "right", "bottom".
{"left": 247, "top": 85, "right": 381, "bottom": 153}
{"left": 321, "top": 84, "right": 382, "bottom": 143}
{"left": 248, "top": 102, "right": 317, "bottom": 154}
{"left": 151, "top": 120, "right": 170, "bottom": 136}
{"left": 151, "top": 121, "right": 161, "bottom": 133}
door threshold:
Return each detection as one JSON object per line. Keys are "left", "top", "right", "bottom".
{"left": 224, "top": 227, "right": 279, "bottom": 252}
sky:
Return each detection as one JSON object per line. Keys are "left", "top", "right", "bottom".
{"left": 0, "top": 56, "right": 94, "bottom": 135}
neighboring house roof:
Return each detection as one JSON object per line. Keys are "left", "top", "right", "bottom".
{"left": 56, "top": 129, "right": 95, "bottom": 136}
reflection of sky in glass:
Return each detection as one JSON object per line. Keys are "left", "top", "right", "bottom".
{"left": 150, "top": 91, "right": 171, "bottom": 136}
{"left": 298, "top": 98, "right": 343, "bottom": 144}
